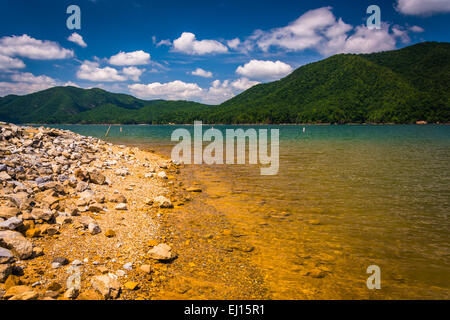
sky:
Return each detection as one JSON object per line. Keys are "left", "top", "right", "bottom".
{"left": 0, "top": 0, "right": 449, "bottom": 104}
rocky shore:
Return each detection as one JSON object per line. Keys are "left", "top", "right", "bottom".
{"left": 0, "top": 122, "right": 190, "bottom": 300}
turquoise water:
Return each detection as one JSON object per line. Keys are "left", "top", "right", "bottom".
{"left": 48, "top": 124, "right": 450, "bottom": 299}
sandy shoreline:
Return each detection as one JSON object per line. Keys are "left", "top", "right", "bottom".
{"left": 0, "top": 122, "right": 267, "bottom": 300}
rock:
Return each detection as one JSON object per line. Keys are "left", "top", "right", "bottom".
{"left": 76, "top": 181, "right": 89, "bottom": 192}
{"left": 88, "top": 171, "right": 106, "bottom": 185}
{"left": 32, "top": 247, "right": 44, "bottom": 257}
{"left": 105, "top": 229, "right": 116, "bottom": 238}
{"left": 308, "top": 269, "right": 327, "bottom": 279}
{"left": 4, "top": 285, "right": 38, "bottom": 300}
{"left": 108, "top": 194, "right": 127, "bottom": 203}
{"left": 186, "top": 187, "right": 202, "bottom": 193}
{"left": 114, "top": 169, "right": 129, "bottom": 177}
{"left": 90, "top": 274, "right": 121, "bottom": 299}
{"left": 123, "top": 262, "right": 133, "bottom": 271}
{"left": 88, "top": 203, "right": 103, "bottom": 213}
{"left": 307, "top": 220, "right": 321, "bottom": 226}
{"left": 78, "top": 289, "right": 103, "bottom": 300}
{"left": 25, "top": 228, "right": 41, "bottom": 238}
{"left": 148, "top": 243, "right": 177, "bottom": 261}
{"left": 0, "top": 216, "right": 23, "bottom": 230}
{"left": 30, "top": 208, "right": 54, "bottom": 221}
{"left": 97, "top": 266, "right": 108, "bottom": 274}
{"left": 153, "top": 196, "right": 173, "bottom": 209}
{"left": 0, "top": 264, "right": 13, "bottom": 282}
{"left": 52, "top": 257, "right": 69, "bottom": 266}
{"left": 55, "top": 215, "right": 72, "bottom": 225}
{"left": 71, "top": 259, "right": 83, "bottom": 266}
{"left": 115, "top": 203, "right": 128, "bottom": 211}
{"left": 0, "top": 207, "right": 20, "bottom": 219}
{"left": 0, "top": 230, "right": 33, "bottom": 259}
{"left": 124, "top": 281, "right": 139, "bottom": 290}
{"left": 0, "top": 171, "right": 12, "bottom": 182}
{"left": 157, "top": 171, "right": 168, "bottom": 179}
{"left": 64, "top": 287, "right": 79, "bottom": 299}
{"left": 139, "top": 265, "right": 152, "bottom": 274}
{"left": 88, "top": 223, "right": 101, "bottom": 235}
{"left": 47, "top": 281, "right": 62, "bottom": 292}
{"left": 75, "top": 169, "right": 88, "bottom": 181}
{"left": 46, "top": 226, "right": 59, "bottom": 236}
{"left": 0, "top": 247, "right": 14, "bottom": 264}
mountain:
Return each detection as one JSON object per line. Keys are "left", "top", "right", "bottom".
{"left": 0, "top": 86, "right": 211, "bottom": 124}
{"left": 211, "top": 42, "right": 449, "bottom": 124}
{"left": 0, "top": 42, "right": 448, "bottom": 124}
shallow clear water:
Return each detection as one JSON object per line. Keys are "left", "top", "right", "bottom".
{"left": 48, "top": 124, "right": 450, "bottom": 299}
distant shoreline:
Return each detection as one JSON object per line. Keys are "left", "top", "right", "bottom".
{"left": 22, "top": 122, "right": 450, "bottom": 126}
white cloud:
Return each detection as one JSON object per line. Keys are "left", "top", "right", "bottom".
{"left": 67, "top": 32, "right": 87, "bottom": 48}
{"left": 231, "top": 77, "right": 260, "bottom": 91}
{"left": 0, "top": 34, "right": 74, "bottom": 60}
{"left": 248, "top": 7, "right": 414, "bottom": 56}
{"left": 63, "top": 81, "right": 80, "bottom": 87}
{"left": 172, "top": 32, "right": 228, "bottom": 55}
{"left": 410, "top": 25, "right": 425, "bottom": 33}
{"left": 236, "top": 60, "right": 293, "bottom": 81}
{"left": 0, "top": 54, "right": 25, "bottom": 70}
{"left": 129, "top": 80, "right": 203, "bottom": 100}
{"left": 77, "top": 61, "right": 127, "bottom": 82}
{"left": 122, "top": 67, "right": 144, "bottom": 81}
{"left": 202, "top": 80, "right": 235, "bottom": 104}
{"left": 0, "top": 72, "right": 57, "bottom": 96}
{"left": 109, "top": 50, "right": 151, "bottom": 66}
{"left": 157, "top": 39, "right": 172, "bottom": 47}
{"left": 191, "top": 68, "right": 213, "bottom": 78}
{"left": 227, "top": 38, "right": 241, "bottom": 49}
{"left": 395, "top": 0, "right": 450, "bottom": 16}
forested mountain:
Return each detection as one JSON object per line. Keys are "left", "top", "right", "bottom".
{"left": 0, "top": 42, "right": 448, "bottom": 124}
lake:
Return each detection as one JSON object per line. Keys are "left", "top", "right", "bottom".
{"left": 46, "top": 124, "right": 450, "bottom": 299}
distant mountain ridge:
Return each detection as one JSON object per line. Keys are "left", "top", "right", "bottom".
{"left": 0, "top": 42, "right": 448, "bottom": 124}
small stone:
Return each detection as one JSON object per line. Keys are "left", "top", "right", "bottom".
{"left": 308, "top": 220, "right": 321, "bottom": 226}
{"left": 52, "top": 257, "right": 69, "bottom": 266}
{"left": 186, "top": 187, "right": 202, "bottom": 193}
{"left": 71, "top": 259, "right": 83, "bottom": 266}
{"left": 88, "top": 171, "right": 106, "bottom": 185}
{"left": 153, "top": 196, "right": 173, "bottom": 209}
{"left": 78, "top": 289, "right": 103, "bottom": 300}
{"left": 115, "top": 203, "right": 128, "bottom": 211}
{"left": 157, "top": 171, "right": 168, "bottom": 179}
{"left": 139, "top": 265, "right": 152, "bottom": 274}
{"left": 123, "top": 262, "right": 133, "bottom": 271}
{"left": 64, "top": 287, "right": 79, "bottom": 299}
{"left": 0, "top": 230, "right": 33, "bottom": 259}
{"left": 148, "top": 243, "right": 177, "bottom": 261}
{"left": 124, "top": 281, "right": 139, "bottom": 291}
{"left": 47, "top": 281, "right": 62, "bottom": 292}
{"left": 97, "top": 266, "right": 109, "bottom": 274}
{"left": 55, "top": 215, "right": 72, "bottom": 225}
{"left": 25, "top": 228, "right": 41, "bottom": 238}
{"left": 0, "top": 206, "right": 20, "bottom": 219}
{"left": 105, "top": 229, "right": 116, "bottom": 238}
{"left": 0, "top": 217, "right": 23, "bottom": 230}
{"left": 0, "top": 247, "right": 14, "bottom": 264}
{"left": 88, "top": 223, "right": 101, "bottom": 235}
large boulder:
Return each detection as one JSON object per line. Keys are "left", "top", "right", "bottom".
{"left": 0, "top": 247, "right": 14, "bottom": 264}
{"left": 0, "top": 230, "right": 33, "bottom": 259}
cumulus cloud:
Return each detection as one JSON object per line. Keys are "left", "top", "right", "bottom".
{"left": 0, "top": 34, "right": 74, "bottom": 60}
{"left": 191, "top": 68, "right": 213, "bottom": 78}
{"left": 0, "top": 54, "right": 25, "bottom": 70}
{"left": 0, "top": 72, "right": 57, "bottom": 96}
{"left": 230, "top": 77, "right": 260, "bottom": 91}
{"left": 236, "top": 60, "right": 293, "bottom": 81}
{"left": 77, "top": 61, "right": 127, "bottom": 82}
{"left": 109, "top": 50, "right": 151, "bottom": 66}
{"left": 248, "top": 7, "right": 414, "bottom": 56}
{"left": 172, "top": 32, "right": 228, "bottom": 55}
{"left": 395, "top": 0, "right": 450, "bottom": 16}
{"left": 122, "top": 67, "right": 144, "bottom": 81}
{"left": 67, "top": 32, "right": 87, "bottom": 48}
{"left": 128, "top": 77, "right": 261, "bottom": 104}
{"left": 157, "top": 39, "right": 172, "bottom": 47}
{"left": 129, "top": 80, "right": 203, "bottom": 100}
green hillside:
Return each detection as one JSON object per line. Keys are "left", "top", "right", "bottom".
{"left": 0, "top": 42, "right": 448, "bottom": 124}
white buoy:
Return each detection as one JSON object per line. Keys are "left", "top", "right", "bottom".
{"left": 303, "top": 127, "right": 306, "bottom": 133}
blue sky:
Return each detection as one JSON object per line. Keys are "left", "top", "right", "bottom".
{"left": 0, "top": 0, "right": 449, "bottom": 104}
